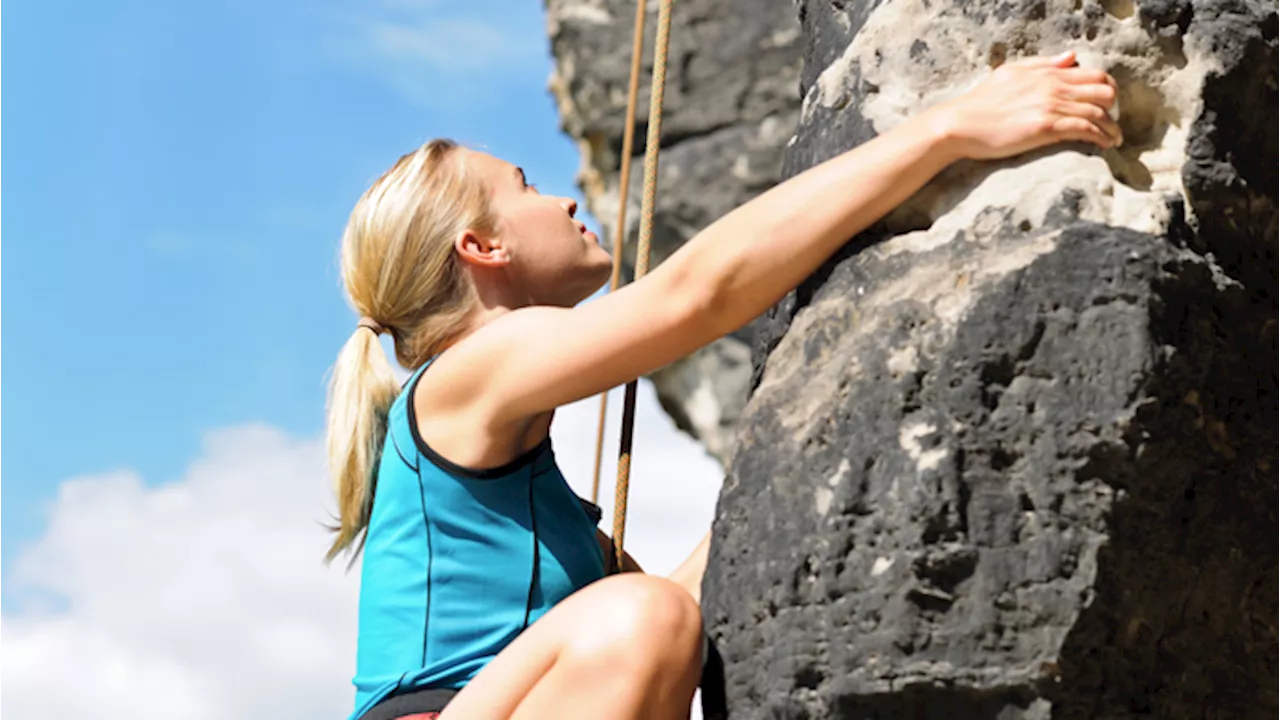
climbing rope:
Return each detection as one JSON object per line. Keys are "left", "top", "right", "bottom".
{"left": 610, "top": 0, "right": 676, "bottom": 574}
{"left": 590, "top": 0, "right": 650, "bottom": 507}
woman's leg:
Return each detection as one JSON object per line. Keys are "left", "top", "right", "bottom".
{"left": 438, "top": 573, "right": 704, "bottom": 720}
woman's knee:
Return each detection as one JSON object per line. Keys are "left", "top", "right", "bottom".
{"left": 567, "top": 574, "right": 703, "bottom": 670}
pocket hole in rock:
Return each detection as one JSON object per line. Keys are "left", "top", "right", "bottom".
{"left": 1102, "top": 65, "right": 1181, "bottom": 191}
{"left": 1100, "top": 0, "right": 1136, "bottom": 20}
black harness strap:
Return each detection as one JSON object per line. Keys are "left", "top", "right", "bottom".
{"left": 359, "top": 687, "right": 457, "bottom": 720}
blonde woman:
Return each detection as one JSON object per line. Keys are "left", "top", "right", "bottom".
{"left": 328, "top": 51, "right": 1120, "bottom": 720}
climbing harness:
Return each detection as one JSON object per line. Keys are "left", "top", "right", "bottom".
{"left": 589, "top": 0, "right": 676, "bottom": 575}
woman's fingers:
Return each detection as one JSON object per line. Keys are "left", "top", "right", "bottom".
{"left": 951, "top": 51, "right": 1126, "bottom": 159}
{"left": 1057, "top": 66, "right": 1118, "bottom": 89}
{"left": 1052, "top": 100, "right": 1124, "bottom": 145}
{"left": 1049, "top": 65, "right": 1123, "bottom": 146}
{"left": 1050, "top": 115, "right": 1117, "bottom": 149}
{"left": 1058, "top": 80, "right": 1118, "bottom": 110}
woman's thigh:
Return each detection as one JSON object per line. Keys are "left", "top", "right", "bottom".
{"left": 438, "top": 573, "right": 702, "bottom": 720}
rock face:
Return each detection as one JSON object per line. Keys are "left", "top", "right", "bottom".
{"left": 702, "top": 1, "right": 1278, "bottom": 718}
{"left": 545, "top": 0, "right": 802, "bottom": 464}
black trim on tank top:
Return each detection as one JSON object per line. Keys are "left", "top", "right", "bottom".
{"left": 406, "top": 361, "right": 550, "bottom": 480}
{"left": 359, "top": 686, "right": 457, "bottom": 720}
{"left": 523, "top": 478, "right": 540, "bottom": 630}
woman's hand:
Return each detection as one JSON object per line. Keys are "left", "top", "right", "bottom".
{"left": 932, "top": 50, "right": 1123, "bottom": 161}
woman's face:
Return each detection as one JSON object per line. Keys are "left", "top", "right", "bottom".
{"left": 463, "top": 149, "right": 613, "bottom": 307}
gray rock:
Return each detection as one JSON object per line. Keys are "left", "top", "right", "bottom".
{"left": 703, "top": 1, "right": 1278, "bottom": 718}
{"left": 545, "top": 0, "right": 802, "bottom": 464}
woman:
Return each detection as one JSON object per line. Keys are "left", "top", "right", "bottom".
{"left": 326, "top": 50, "right": 1121, "bottom": 720}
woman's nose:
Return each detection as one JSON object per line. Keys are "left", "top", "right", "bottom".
{"left": 561, "top": 198, "right": 577, "bottom": 217}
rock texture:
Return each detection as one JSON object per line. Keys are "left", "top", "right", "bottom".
{"left": 702, "top": 1, "right": 1278, "bottom": 718}
{"left": 545, "top": 0, "right": 802, "bottom": 464}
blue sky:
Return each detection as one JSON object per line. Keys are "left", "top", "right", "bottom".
{"left": 2, "top": 0, "right": 600, "bottom": 590}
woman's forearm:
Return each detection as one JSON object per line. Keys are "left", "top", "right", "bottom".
{"left": 667, "top": 108, "right": 961, "bottom": 337}
{"left": 667, "top": 530, "right": 711, "bottom": 604}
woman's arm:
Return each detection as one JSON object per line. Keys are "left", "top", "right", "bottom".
{"left": 666, "top": 531, "right": 710, "bottom": 604}
{"left": 476, "top": 52, "right": 1118, "bottom": 423}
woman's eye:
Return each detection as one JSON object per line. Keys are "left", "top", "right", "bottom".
{"left": 526, "top": 183, "right": 538, "bottom": 192}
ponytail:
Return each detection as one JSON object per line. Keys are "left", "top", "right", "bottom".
{"left": 324, "top": 327, "right": 401, "bottom": 563}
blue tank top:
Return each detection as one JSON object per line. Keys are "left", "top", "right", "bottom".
{"left": 349, "top": 360, "right": 607, "bottom": 719}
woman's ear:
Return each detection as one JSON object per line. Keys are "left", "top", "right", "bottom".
{"left": 455, "top": 229, "right": 510, "bottom": 268}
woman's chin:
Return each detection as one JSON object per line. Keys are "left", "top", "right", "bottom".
{"left": 555, "top": 262, "right": 614, "bottom": 306}
{"left": 580, "top": 274, "right": 612, "bottom": 304}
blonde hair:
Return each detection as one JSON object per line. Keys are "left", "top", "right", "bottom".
{"left": 324, "top": 138, "right": 497, "bottom": 563}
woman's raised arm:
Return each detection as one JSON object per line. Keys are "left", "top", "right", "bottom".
{"left": 475, "top": 52, "right": 1119, "bottom": 424}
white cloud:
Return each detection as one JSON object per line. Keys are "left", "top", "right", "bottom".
{"left": 1, "top": 381, "right": 723, "bottom": 719}
{"left": 2, "top": 426, "right": 356, "bottom": 720}
{"left": 322, "top": 2, "right": 548, "bottom": 110}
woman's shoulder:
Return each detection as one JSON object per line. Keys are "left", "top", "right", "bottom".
{"left": 409, "top": 333, "right": 552, "bottom": 472}
{"left": 412, "top": 309, "right": 563, "bottom": 414}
